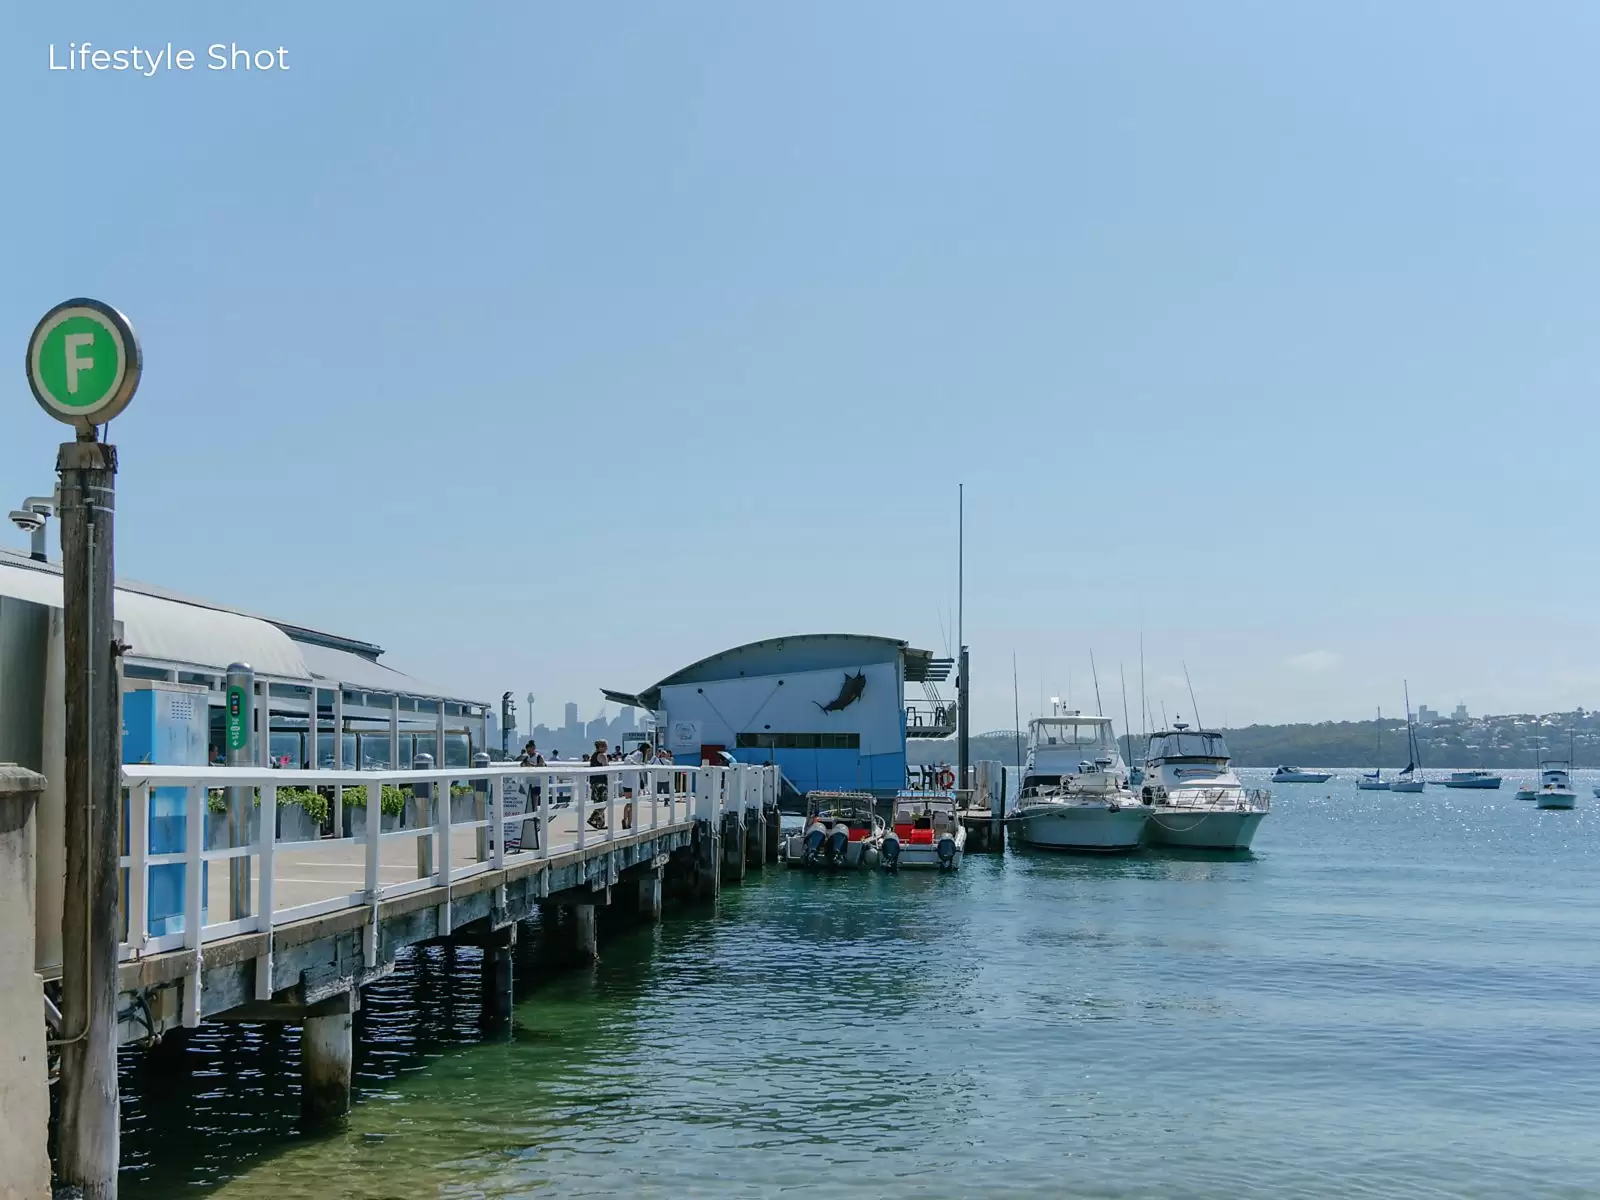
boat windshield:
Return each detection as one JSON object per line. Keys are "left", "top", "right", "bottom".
{"left": 1148, "top": 732, "right": 1229, "bottom": 760}
{"left": 1030, "top": 721, "right": 1112, "bottom": 749}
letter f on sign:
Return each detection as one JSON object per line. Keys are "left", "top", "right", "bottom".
{"left": 64, "top": 332, "right": 95, "bottom": 394}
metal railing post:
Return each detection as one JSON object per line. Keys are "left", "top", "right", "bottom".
{"left": 126, "top": 779, "right": 150, "bottom": 954}
{"left": 182, "top": 782, "right": 205, "bottom": 1027}
{"left": 490, "top": 774, "right": 505, "bottom": 870}
{"left": 576, "top": 769, "right": 588, "bottom": 853}
{"left": 538, "top": 771, "right": 551, "bottom": 861}
{"left": 255, "top": 783, "right": 277, "bottom": 999}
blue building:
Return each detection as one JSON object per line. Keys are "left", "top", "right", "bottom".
{"left": 602, "top": 634, "right": 953, "bottom": 799}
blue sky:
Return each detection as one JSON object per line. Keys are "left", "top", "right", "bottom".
{"left": 4, "top": 2, "right": 1598, "bottom": 731}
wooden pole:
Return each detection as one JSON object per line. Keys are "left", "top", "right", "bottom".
{"left": 54, "top": 436, "right": 122, "bottom": 1199}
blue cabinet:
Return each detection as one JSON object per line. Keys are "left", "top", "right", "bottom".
{"left": 123, "top": 683, "right": 211, "bottom": 938}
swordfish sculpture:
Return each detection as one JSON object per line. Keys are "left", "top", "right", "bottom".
{"left": 816, "top": 670, "right": 867, "bottom": 713}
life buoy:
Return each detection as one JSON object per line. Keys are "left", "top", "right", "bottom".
{"left": 936, "top": 767, "right": 956, "bottom": 790}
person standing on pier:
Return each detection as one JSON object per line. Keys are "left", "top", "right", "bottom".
{"left": 587, "top": 740, "right": 610, "bottom": 829}
{"left": 519, "top": 740, "right": 545, "bottom": 767}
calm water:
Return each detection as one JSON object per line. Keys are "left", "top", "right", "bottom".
{"left": 120, "top": 770, "right": 1600, "bottom": 1199}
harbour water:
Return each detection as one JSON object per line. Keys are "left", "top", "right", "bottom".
{"left": 120, "top": 770, "right": 1600, "bottom": 1198}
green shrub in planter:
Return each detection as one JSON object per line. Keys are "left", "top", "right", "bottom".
{"left": 206, "top": 786, "right": 329, "bottom": 825}
{"left": 338, "top": 783, "right": 410, "bottom": 817}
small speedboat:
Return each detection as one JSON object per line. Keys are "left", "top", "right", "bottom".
{"left": 1441, "top": 770, "right": 1502, "bottom": 790}
{"left": 1139, "top": 724, "right": 1270, "bottom": 849}
{"left": 1012, "top": 714, "right": 1150, "bottom": 852}
{"left": 1270, "top": 766, "right": 1332, "bottom": 784}
{"left": 782, "top": 792, "right": 884, "bottom": 869}
{"left": 1515, "top": 784, "right": 1539, "bottom": 801}
{"left": 1536, "top": 762, "right": 1577, "bottom": 810}
{"left": 880, "top": 790, "right": 965, "bottom": 872}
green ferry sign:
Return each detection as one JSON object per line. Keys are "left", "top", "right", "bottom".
{"left": 26, "top": 298, "right": 142, "bottom": 430}
{"left": 225, "top": 684, "right": 248, "bottom": 752}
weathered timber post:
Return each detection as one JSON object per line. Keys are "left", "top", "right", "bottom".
{"left": 765, "top": 803, "right": 781, "bottom": 864}
{"left": 571, "top": 904, "right": 598, "bottom": 963}
{"left": 300, "top": 992, "right": 356, "bottom": 1129}
{"left": 637, "top": 869, "right": 664, "bottom": 923}
{"left": 744, "top": 806, "right": 763, "bottom": 869}
{"left": 0, "top": 764, "right": 51, "bottom": 1200}
{"left": 54, "top": 438, "right": 122, "bottom": 1200}
{"left": 694, "top": 820, "right": 721, "bottom": 901}
{"left": 480, "top": 924, "right": 515, "bottom": 1027}
{"left": 721, "top": 810, "right": 746, "bottom": 883}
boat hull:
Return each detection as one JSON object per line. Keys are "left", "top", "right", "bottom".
{"left": 1144, "top": 808, "right": 1265, "bottom": 850}
{"left": 1270, "top": 773, "right": 1331, "bottom": 784}
{"left": 1355, "top": 779, "right": 1390, "bottom": 791}
{"left": 1537, "top": 792, "right": 1576, "bottom": 810}
{"left": 1442, "top": 777, "right": 1502, "bottom": 789}
{"left": 1516, "top": 788, "right": 1539, "bottom": 801}
{"left": 1389, "top": 779, "right": 1425, "bottom": 793}
{"left": 1014, "top": 804, "right": 1150, "bottom": 851}
{"left": 892, "top": 829, "right": 966, "bottom": 871}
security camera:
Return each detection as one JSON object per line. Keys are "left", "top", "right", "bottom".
{"left": 9, "top": 510, "right": 44, "bottom": 534}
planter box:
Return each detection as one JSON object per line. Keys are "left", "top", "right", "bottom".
{"left": 343, "top": 805, "right": 402, "bottom": 841}
{"left": 276, "top": 804, "right": 319, "bottom": 845}
{"left": 450, "top": 792, "right": 483, "bottom": 825}
{"left": 206, "top": 805, "right": 259, "bottom": 851}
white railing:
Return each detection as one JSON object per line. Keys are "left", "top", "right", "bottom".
{"left": 1148, "top": 785, "right": 1272, "bottom": 813}
{"left": 118, "top": 761, "right": 777, "bottom": 1025}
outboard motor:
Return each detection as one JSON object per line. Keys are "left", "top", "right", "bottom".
{"left": 880, "top": 832, "right": 901, "bottom": 874}
{"left": 824, "top": 824, "right": 850, "bottom": 867}
{"left": 936, "top": 833, "right": 958, "bottom": 871}
{"left": 801, "top": 823, "right": 826, "bottom": 869}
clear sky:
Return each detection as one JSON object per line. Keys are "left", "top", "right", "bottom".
{"left": 4, "top": 3, "right": 1598, "bottom": 732}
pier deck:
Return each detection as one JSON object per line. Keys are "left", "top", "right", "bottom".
{"left": 100, "top": 763, "right": 781, "bottom": 1045}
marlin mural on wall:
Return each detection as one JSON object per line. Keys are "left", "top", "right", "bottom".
{"left": 816, "top": 670, "right": 867, "bottom": 713}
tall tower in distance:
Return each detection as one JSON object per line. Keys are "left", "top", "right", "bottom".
{"left": 564, "top": 701, "right": 579, "bottom": 733}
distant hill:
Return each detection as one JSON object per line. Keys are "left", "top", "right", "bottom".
{"left": 909, "top": 711, "right": 1600, "bottom": 769}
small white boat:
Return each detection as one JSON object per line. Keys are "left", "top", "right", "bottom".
{"left": 1139, "top": 723, "right": 1269, "bottom": 850}
{"left": 1441, "top": 770, "right": 1502, "bottom": 790}
{"left": 1388, "top": 770, "right": 1425, "bottom": 794}
{"left": 1270, "top": 766, "right": 1332, "bottom": 784}
{"left": 1012, "top": 714, "right": 1150, "bottom": 852}
{"left": 782, "top": 792, "right": 884, "bottom": 869}
{"left": 1536, "top": 762, "right": 1576, "bottom": 810}
{"left": 1515, "top": 784, "right": 1539, "bottom": 801}
{"left": 880, "top": 790, "right": 965, "bottom": 872}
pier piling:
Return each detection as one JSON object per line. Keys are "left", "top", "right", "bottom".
{"left": 479, "top": 927, "right": 515, "bottom": 1027}
{"left": 300, "top": 993, "right": 355, "bottom": 1129}
{"left": 765, "top": 805, "right": 781, "bottom": 863}
{"left": 637, "top": 871, "right": 664, "bottom": 922}
{"left": 722, "top": 811, "right": 747, "bottom": 883}
{"left": 571, "top": 904, "right": 599, "bottom": 963}
{"left": 744, "top": 808, "right": 764, "bottom": 869}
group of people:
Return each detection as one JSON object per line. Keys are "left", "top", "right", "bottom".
{"left": 516, "top": 739, "right": 675, "bottom": 767}
{"left": 515, "top": 738, "right": 677, "bottom": 832}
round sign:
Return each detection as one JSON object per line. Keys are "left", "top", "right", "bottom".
{"left": 26, "top": 298, "right": 141, "bottom": 430}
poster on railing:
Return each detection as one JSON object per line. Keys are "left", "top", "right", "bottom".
{"left": 501, "top": 776, "right": 532, "bottom": 851}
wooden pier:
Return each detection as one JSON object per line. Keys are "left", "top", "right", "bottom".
{"left": 96, "top": 761, "right": 782, "bottom": 1126}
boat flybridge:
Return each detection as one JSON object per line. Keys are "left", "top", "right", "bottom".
{"left": 1140, "top": 723, "right": 1270, "bottom": 850}
{"left": 1012, "top": 713, "right": 1150, "bottom": 851}
{"left": 782, "top": 792, "right": 885, "bottom": 870}
{"left": 881, "top": 789, "right": 965, "bottom": 872}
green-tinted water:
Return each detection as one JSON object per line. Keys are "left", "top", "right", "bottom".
{"left": 120, "top": 772, "right": 1600, "bottom": 1198}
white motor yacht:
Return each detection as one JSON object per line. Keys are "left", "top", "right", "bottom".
{"left": 1536, "top": 762, "right": 1577, "bottom": 810}
{"left": 880, "top": 790, "right": 965, "bottom": 872}
{"left": 782, "top": 792, "right": 885, "bottom": 869}
{"left": 1012, "top": 714, "right": 1150, "bottom": 852}
{"left": 1139, "top": 723, "right": 1269, "bottom": 850}
{"left": 1269, "top": 766, "right": 1332, "bottom": 784}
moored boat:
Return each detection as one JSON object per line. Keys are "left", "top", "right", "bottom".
{"left": 782, "top": 791, "right": 884, "bottom": 869}
{"left": 1012, "top": 714, "right": 1150, "bottom": 852}
{"left": 1270, "top": 765, "right": 1332, "bottom": 784}
{"left": 1356, "top": 708, "right": 1390, "bottom": 789}
{"left": 1441, "top": 770, "right": 1502, "bottom": 790}
{"left": 1390, "top": 682, "right": 1425, "bottom": 792}
{"left": 1139, "top": 723, "right": 1269, "bottom": 850}
{"left": 880, "top": 790, "right": 965, "bottom": 872}
{"left": 1536, "top": 762, "right": 1577, "bottom": 810}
